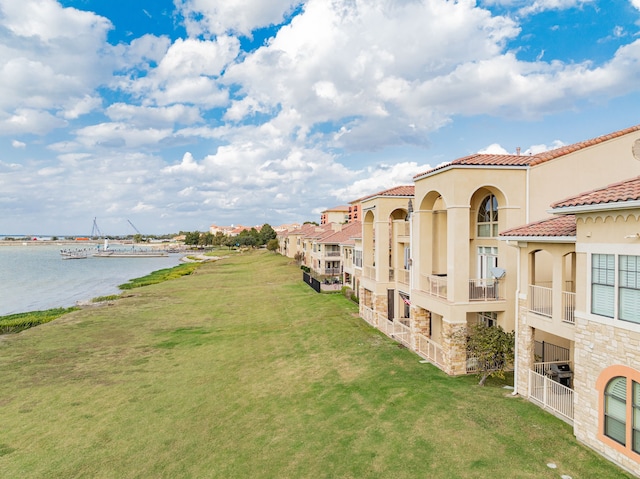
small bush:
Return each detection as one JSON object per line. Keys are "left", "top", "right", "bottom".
{"left": 0, "top": 307, "right": 79, "bottom": 334}
{"left": 119, "top": 263, "right": 201, "bottom": 290}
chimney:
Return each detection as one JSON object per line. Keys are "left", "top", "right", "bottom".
{"left": 516, "top": 147, "right": 521, "bottom": 156}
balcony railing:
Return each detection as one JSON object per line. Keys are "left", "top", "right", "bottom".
{"left": 528, "top": 285, "right": 576, "bottom": 324}
{"left": 421, "top": 274, "right": 447, "bottom": 299}
{"left": 562, "top": 291, "right": 576, "bottom": 324}
{"left": 398, "top": 269, "right": 410, "bottom": 285}
{"left": 323, "top": 268, "right": 341, "bottom": 275}
{"left": 396, "top": 222, "right": 410, "bottom": 237}
{"left": 363, "top": 265, "right": 375, "bottom": 280}
{"left": 469, "top": 279, "right": 502, "bottom": 301}
{"left": 325, "top": 251, "right": 340, "bottom": 257}
{"left": 415, "top": 333, "right": 445, "bottom": 369}
{"left": 528, "top": 368, "right": 574, "bottom": 424}
{"left": 361, "top": 305, "right": 377, "bottom": 327}
{"left": 529, "top": 284, "right": 552, "bottom": 317}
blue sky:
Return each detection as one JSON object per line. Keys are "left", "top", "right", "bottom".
{"left": 1, "top": 0, "right": 639, "bottom": 235}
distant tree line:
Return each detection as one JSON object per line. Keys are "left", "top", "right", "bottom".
{"left": 180, "top": 224, "right": 277, "bottom": 249}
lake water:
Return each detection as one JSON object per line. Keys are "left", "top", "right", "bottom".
{"left": 0, "top": 243, "right": 183, "bottom": 316}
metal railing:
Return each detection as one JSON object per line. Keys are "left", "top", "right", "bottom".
{"left": 528, "top": 369, "right": 574, "bottom": 424}
{"left": 325, "top": 251, "right": 340, "bottom": 257}
{"left": 534, "top": 343, "right": 570, "bottom": 363}
{"left": 562, "top": 291, "right": 576, "bottom": 324}
{"left": 415, "top": 333, "right": 445, "bottom": 369}
{"left": 421, "top": 274, "right": 447, "bottom": 299}
{"left": 469, "top": 278, "right": 502, "bottom": 301}
{"left": 323, "top": 268, "right": 341, "bottom": 275}
{"left": 361, "top": 305, "right": 377, "bottom": 327}
{"left": 363, "top": 265, "right": 375, "bottom": 280}
{"left": 466, "top": 357, "right": 513, "bottom": 374}
{"left": 378, "top": 318, "right": 412, "bottom": 348}
{"left": 397, "top": 269, "right": 410, "bottom": 285}
{"left": 529, "top": 284, "right": 552, "bottom": 317}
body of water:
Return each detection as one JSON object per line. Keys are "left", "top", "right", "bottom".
{"left": 0, "top": 243, "right": 183, "bottom": 316}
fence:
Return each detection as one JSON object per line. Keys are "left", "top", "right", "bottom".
{"left": 528, "top": 369, "right": 574, "bottom": 424}
{"left": 302, "top": 271, "right": 321, "bottom": 293}
{"left": 535, "top": 341, "right": 570, "bottom": 363}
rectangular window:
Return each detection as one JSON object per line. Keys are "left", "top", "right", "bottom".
{"left": 634, "top": 382, "right": 640, "bottom": 453}
{"left": 592, "top": 254, "right": 615, "bottom": 318}
{"left": 619, "top": 256, "right": 640, "bottom": 324}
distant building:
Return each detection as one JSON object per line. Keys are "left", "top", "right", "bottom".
{"left": 320, "top": 206, "right": 349, "bottom": 225}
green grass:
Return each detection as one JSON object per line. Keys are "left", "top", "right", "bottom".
{"left": 0, "top": 251, "right": 633, "bottom": 478}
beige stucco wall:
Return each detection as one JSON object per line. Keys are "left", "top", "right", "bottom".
{"left": 529, "top": 132, "right": 640, "bottom": 222}
{"left": 412, "top": 167, "right": 528, "bottom": 335}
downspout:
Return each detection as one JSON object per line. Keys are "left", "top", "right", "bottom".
{"left": 508, "top": 239, "right": 521, "bottom": 396}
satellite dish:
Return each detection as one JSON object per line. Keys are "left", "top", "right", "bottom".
{"left": 490, "top": 267, "right": 506, "bottom": 279}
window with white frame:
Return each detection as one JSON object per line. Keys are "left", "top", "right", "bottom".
{"left": 590, "top": 254, "right": 640, "bottom": 323}
{"left": 477, "top": 194, "right": 498, "bottom": 237}
{"left": 591, "top": 254, "right": 615, "bottom": 318}
{"left": 354, "top": 250, "right": 363, "bottom": 268}
{"left": 619, "top": 255, "right": 640, "bottom": 324}
{"left": 478, "top": 246, "right": 498, "bottom": 280}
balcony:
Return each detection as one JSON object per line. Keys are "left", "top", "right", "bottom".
{"left": 420, "top": 274, "right": 447, "bottom": 299}
{"left": 529, "top": 285, "right": 575, "bottom": 324}
{"left": 323, "top": 268, "right": 342, "bottom": 275}
{"left": 468, "top": 279, "right": 502, "bottom": 301}
{"left": 363, "top": 265, "right": 375, "bottom": 280}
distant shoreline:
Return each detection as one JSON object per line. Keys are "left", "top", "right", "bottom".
{"left": 0, "top": 240, "right": 103, "bottom": 246}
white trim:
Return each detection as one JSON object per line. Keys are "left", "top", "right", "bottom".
{"left": 498, "top": 235, "right": 576, "bottom": 243}
{"left": 576, "top": 243, "right": 640, "bottom": 254}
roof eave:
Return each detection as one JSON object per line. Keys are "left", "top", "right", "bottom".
{"left": 550, "top": 200, "right": 640, "bottom": 215}
{"left": 414, "top": 164, "right": 530, "bottom": 181}
{"left": 498, "top": 235, "right": 576, "bottom": 243}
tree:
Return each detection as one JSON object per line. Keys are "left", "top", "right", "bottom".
{"left": 266, "top": 238, "right": 280, "bottom": 253}
{"left": 259, "top": 224, "right": 277, "bottom": 244}
{"left": 464, "top": 323, "right": 515, "bottom": 386}
{"left": 184, "top": 231, "right": 201, "bottom": 245}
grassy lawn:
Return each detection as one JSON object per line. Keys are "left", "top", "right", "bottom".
{"left": 0, "top": 250, "right": 633, "bottom": 478}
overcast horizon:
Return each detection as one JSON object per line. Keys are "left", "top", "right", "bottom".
{"left": 1, "top": 0, "right": 640, "bottom": 236}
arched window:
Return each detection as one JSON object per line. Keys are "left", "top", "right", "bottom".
{"left": 604, "top": 377, "right": 627, "bottom": 445}
{"left": 477, "top": 194, "right": 498, "bottom": 237}
{"left": 598, "top": 367, "right": 640, "bottom": 459}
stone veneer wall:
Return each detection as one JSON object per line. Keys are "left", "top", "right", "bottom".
{"left": 573, "top": 317, "right": 640, "bottom": 477}
{"left": 516, "top": 314, "right": 535, "bottom": 396}
{"left": 441, "top": 321, "right": 468, "bottom": 376}
{"left": 373, "top": 293, "right": 388, "bottom": 320}
{"left": 410, "top": 306, "right": 430, "bottom": 350}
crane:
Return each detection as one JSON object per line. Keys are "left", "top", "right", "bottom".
{"left": 127, "top": 219, "right": 146, "bottom": 242}
{"left": 127, "top": 219, "right": 142, "bottom": 235}
{"left": 91, "top": 217, "right": 103, "bottom": 239}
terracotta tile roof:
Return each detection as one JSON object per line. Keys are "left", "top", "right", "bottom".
{"left": 357, "top": 185, "right": 414, "bottom": 202}
{"left": 500, "top": 215, "right": 576, "bottom": 238}
{"left": 319, "top": 221, "right": 362, "bottom": 244}
{"left": 415, "top": 123, "right": 640, "bottom": 178}
{"left": 552, "top": 176, "right": 640, "bottom": 209}
{"left": 322, "top": 205, "right": 350, "bottom": 212}
{"left": 414, "top": 154, "right": 533, "bottom": 178}
{"left": 530, "top": 124, "right": 640, "bottom": 166}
